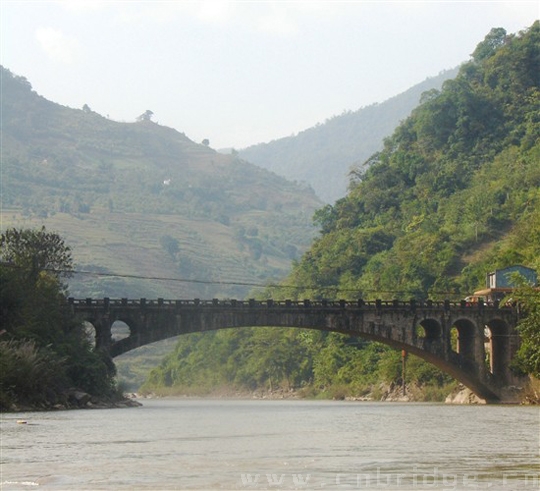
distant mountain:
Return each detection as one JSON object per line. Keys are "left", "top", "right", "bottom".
{"left": 239, "top": 68, "right": 459, "bottom": 203}
{"left": 0, "top": 66, "right": 321, "bottom": 299}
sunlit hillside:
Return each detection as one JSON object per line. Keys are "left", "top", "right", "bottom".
{"left": 1, "top": 66, "right": 321, "bottom": 299}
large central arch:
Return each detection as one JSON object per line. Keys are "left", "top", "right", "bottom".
{"left": 69, "top": 298, "right": 523, "bottom": 403}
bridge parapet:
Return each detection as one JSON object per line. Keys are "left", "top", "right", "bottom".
{"left": 67, "top": 297, "right": 509, "bottom": 311}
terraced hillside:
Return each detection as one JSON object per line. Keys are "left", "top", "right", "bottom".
{"left": 1, "top": 67, "right": 321, "bottom": 299}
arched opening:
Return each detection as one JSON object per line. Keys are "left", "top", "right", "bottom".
{"left": 82, "top": 321, "right": 97, "bottom": 349}
{"left": 417, "top": 319, "right": 442, "bottom": 342}
{"left": 484, "top": 319, "right": 510, "bottom": 380}
{"left": 111, "top": 320, "right": 130, "bottom": 343}
{"left": 450, "top": 319, "right": 477, "bottom": 361}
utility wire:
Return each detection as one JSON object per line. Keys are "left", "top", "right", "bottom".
{"left": 6, "top": 263, "right": 534, "bottom": 298}
{"left": 64, "top": 267, "right": 457, "bottom": 297}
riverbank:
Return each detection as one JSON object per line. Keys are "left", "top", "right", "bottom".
{"left": 3, "top": 389, "right": 142, "bottom": 412}
{"left": 136, "top": 381, "right": 463, "bottom": 403}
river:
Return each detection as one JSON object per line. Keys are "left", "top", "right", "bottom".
{"left": 1, "top": 399, "right": 538, "bottom": 490}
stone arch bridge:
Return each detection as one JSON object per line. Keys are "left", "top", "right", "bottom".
{"left": 68, "top": 297, "right": 525, "bottom": 403}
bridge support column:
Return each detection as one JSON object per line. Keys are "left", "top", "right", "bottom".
{"left": 94, "top": 313, "right": 113, "bottom": 352}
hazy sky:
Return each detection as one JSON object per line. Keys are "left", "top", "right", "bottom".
{"left": 1, "top": 1, "right": 538, "bottom": 149}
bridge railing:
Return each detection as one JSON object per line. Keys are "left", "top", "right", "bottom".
{"left": 67, "top": 297, "right": 510, "bottom": 310}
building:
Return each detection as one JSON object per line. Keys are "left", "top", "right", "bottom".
{"left": 471, "top": 265, "right": 538, "bottom": 303}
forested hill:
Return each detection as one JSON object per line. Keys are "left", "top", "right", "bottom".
{"left": 280, "top": 22, "right": 540, "bottom": 301}
{"left": 239, "top": 67, "right": 458, "bottom": 203}
{"left": 0, "top": 66, "right": 321, "bottom": 299}
{"left": 141, "top": 23, "right": 540, "bottom": 400}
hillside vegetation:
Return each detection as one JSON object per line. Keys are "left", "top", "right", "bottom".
{"left": 1, "top": 66, "right": 321, "bottom": 299}
{"left": 239, "top": 68, "right": 458, "bottom": 203}
{"left": 143, "top": 23, "right": 540, "bottom": 400}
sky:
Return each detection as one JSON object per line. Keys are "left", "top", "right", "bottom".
{"left": 1, "top": 1, "right": 538, "bottom": 150}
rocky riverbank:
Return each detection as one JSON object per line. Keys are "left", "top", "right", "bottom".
{"left": 4, "top": 388, "right": 142, "bottom": 412}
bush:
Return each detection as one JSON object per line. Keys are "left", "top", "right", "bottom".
{"left": 0, "top": 339, "right": 67, "bottom": 409}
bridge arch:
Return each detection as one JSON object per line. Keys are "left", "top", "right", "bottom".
{"left": 112, "top": 320, "right": 502, "bottom": 402}
{"left": 69, "top": 298, "right": 524, "bottom": 403}
{"left": 450, "top": 317, "right": 479, "bottom": 362}
{"left": 417, "top": 318, "right": 442, "bottom": 342}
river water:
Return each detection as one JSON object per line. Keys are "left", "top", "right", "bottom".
{"left": 1, "top": 399, "right": 538, "bottom": 490}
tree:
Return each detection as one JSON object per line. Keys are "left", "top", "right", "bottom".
{"left": 509, "top": 283, "right": 540, "bottom": 378}
{"left": 137, "top": 110, "right": 154, "bottom": 122}
{"left": 202, "top": 138, "right": 210, "bottom": 146}
{"left": 0, "top": 226, "right": 73, "bottom": 284}
{"left": 471, "top": 27, "right": 507, "bottom": 62}
{"left": 0, "top": 227, "right": 118, "bottom": 409}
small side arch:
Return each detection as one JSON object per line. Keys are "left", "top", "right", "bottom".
{"left": 450, "top": 318, "right": 479, "bottom": 361}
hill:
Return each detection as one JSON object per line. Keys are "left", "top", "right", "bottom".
{"left": 141, "top": 23, "right": 540, "bottom": 400}
{"left": 239, "top": 68, "right": 458, "bottom": 203}
{"left": 284, "top": 23, "right": 540, "bottom": 300}
{"left": 0, "top": 66, "right": 321, "bottom": 299}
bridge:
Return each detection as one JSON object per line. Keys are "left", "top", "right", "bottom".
{"left": 68, "top": 297, "right": 525, "bottom": 403}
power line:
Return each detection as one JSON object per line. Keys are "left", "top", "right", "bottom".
{"left": 8, "top": 262, "right": 532, "bottom": 298}
{"left": 66, "top": 268, "right": 454, "bottom": 297}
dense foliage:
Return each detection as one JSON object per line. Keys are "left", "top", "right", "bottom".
{"left": 510, "top": 284, "right": 540, "bottom": 379}
{"left": 287, "top": 23, "right": 540, "bottom": 301}
{"left": 0, "top": 227, "right": 118, "bottom": 410}
{"left": 142, "top": 23, "right": 539, "bottom": 400}
{"left": 140, "top": 328, "right": 454, "bottom": 401}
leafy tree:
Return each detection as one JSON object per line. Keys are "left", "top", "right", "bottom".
{"left": 0, "top": 226, "right": 73, "bottom": 284}
{"left": 0, "top": 227, "right": 118, "bottom": 409}
{"left": 137, "top": 109, "right": 154, "bottom": 122}
{"left": 160, "top": 234, "right": 180, "bottom": 257}
{"left": 507, "top": 281, "right": 540, "bottom": 378}
{"left": 471, "top": 27, "right": 507, "bottom": 62}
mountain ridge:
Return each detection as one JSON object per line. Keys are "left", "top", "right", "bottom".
{"left": 239, "top": 68, "right": 459, "bottom": 202}
{"left": 0, "top": 66, "right": 321, "bottom": 299}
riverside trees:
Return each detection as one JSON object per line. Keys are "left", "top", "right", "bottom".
{"left": 0, "top": 227, "right": 117, "bottom": 410}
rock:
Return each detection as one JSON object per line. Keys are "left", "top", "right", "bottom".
{"left": 445, "top": 385, "right": 486, "bottom": 404}
{"left": 67, "top": 389, "right": 91, "bottom": 407}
